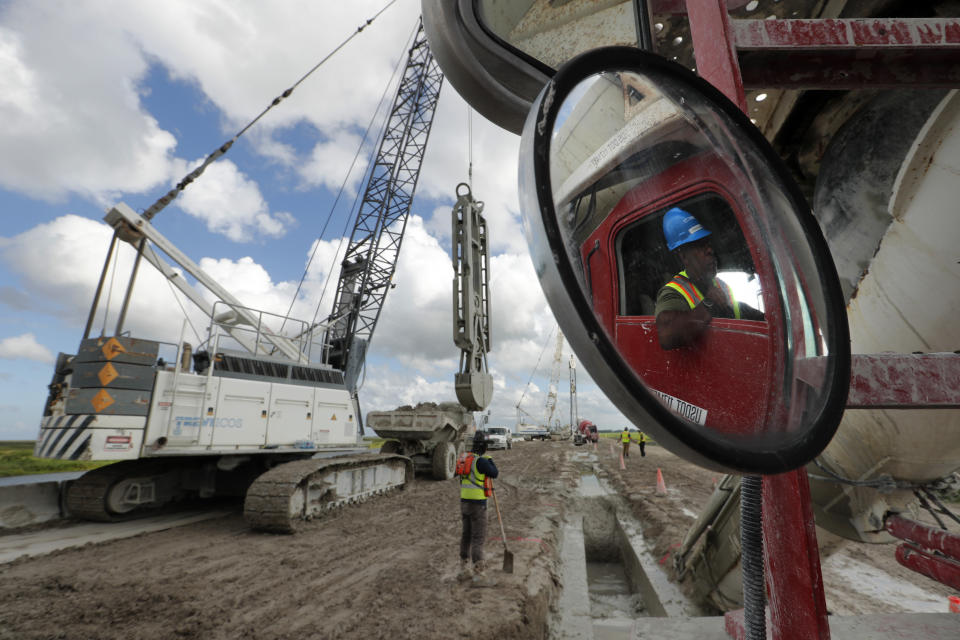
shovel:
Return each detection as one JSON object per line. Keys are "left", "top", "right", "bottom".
{"left": 491, "top": 486, "right": 514, "bottom": 573}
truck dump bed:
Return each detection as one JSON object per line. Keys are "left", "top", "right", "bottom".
{"left": 367, "top": 402, "right": 470, "bottom": 441}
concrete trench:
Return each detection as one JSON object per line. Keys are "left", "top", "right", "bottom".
{"left": 550, "top": 452, "right": 723, "bottom": 640}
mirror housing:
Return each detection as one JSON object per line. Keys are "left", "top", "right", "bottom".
{"left": 520, "top": 47, "right": 850, "bottom": 473}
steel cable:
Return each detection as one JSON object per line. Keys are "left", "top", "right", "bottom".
{"left": 138, "top": 0, "right": 400, "bottom": 222}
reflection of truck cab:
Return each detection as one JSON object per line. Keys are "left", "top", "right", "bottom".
{"left": 575, "top": 151, "right": 783, "bottom": 435}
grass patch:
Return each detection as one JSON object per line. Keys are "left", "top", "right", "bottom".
{"left": 0, "top": 441, "right": 35, "bottom": 451}
{"left": 0, "top": 442, "right": 113, "bottom": 478}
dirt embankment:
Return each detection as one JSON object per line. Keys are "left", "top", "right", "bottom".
{"left": 0, "top": 440, "right": 955, "bottom": 639}
{"left": 592, "top": 439, "right": 718, "bottom": 571}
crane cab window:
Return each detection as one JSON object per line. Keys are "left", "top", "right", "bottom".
{"left": 617, "top": 193, "right": 763, "bottom": 317}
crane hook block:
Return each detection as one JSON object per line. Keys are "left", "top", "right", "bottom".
{"left": 456, "top": 372, "right": 493, "bottom": 411}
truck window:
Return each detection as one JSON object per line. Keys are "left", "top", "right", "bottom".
{"left": 617, "top": 192, "right": 763, "bottom": 317}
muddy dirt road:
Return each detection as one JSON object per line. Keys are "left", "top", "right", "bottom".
{"left": 0, "top": 441, "right": 955, "bottom": 639}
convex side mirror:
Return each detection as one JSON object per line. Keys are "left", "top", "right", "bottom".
{"left": 519, "top": 47, "right": 849, "bottom": 473}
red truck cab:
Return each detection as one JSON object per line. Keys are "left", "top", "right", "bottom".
{"left": 577, "top": 151, "right": 786, "bottom": 436}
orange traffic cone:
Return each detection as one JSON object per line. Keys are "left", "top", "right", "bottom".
{"left": 656, "top": 468, "right": 667, "bottom": 494}
{"left": 619, "top": 452, "right": 626, "bottom": 470}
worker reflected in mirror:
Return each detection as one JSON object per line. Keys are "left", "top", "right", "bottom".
{"left": 655, "top": 208, "right": 764, "bottom": 350}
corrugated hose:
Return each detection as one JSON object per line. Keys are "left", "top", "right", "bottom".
{"left": 741, "top": 475, "right": 765, "bottom": 640}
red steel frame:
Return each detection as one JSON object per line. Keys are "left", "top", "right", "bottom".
{"left": 685, "top": 1, "right": 960, "bottom": 639}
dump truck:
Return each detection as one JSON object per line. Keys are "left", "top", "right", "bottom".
{"left": 366, "top": 402, "right": 475, "bottom": 480}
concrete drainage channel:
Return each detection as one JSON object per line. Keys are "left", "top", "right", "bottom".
{"left": 551, "top": 452, "right": 725, "bottom": 640}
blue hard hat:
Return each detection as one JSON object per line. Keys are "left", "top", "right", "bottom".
{"left": 662, "top": 207, "right": 711, "bottom": 251}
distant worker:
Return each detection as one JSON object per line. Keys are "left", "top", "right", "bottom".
{"left": 456, "top": 432, "right": 500, "bottom": 585}
{"left": 637, "top": 431, "right": 648, "bottom": 457}
{"left": 620, "top": 427, "right": 632, "bottom": 458}
{"left": 655, "top": 208, "right": 764, "bottom": 350}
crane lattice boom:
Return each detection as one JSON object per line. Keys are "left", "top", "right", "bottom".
{"left": 325, "top": 19, "right": 443, "bottom": 391}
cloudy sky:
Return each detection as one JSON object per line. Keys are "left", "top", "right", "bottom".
{"left": 0, "top": 0, "right": 633, "bottom": 441}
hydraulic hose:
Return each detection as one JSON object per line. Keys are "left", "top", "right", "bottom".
{"left": 740, "top": 475, "right": 765, "bottom": 640}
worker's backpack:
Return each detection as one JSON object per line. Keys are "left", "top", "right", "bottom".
{"left": 455, "top": 453, "right": 474, "bottom": 477}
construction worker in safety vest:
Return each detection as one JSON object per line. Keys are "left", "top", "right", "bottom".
{"left": 637, "top": 431, "right": 648, "bottom": 457}
{"left": 654, "top": 207, "right": 764, "bottom": 350}
{"left": 456, "top": 431, "right": 499, "bottom": 585}
{"left": 620, "top": 427, "right": 632, "bottom": 458}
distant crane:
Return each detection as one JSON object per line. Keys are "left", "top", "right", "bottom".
{"left": 515, "top": 327, "right": 559, "bottom": 440}
{"left": 542, "top": 329, "right": 564, "bottom": 431}
{"left": 515, "top": 326, "right": 571, "bottom": 440}
{"left": 566, "top": 354, "right": 577, "bottom": 441}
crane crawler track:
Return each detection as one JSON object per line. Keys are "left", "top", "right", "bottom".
{"left": 243, "top": 453, "right": 413, "bottom": 533}
{"left": 65, "top": 460, "right": 174, "bottom": 522}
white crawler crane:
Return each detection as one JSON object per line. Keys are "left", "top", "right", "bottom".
{"left": 34, "top": 19, "right": 443, "bottom": 533}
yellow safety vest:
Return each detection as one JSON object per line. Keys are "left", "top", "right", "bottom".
{"left": 638, "top": 432, "right": 648, "bottom": 443}
{"left": 620, "top": 431, "right": 631, "bottom": 443}
{"left": 460, "top": 454, "right": 491, "bottom": 501}
{"left": 665, "top": 271, "right": 740, "bottom": 319}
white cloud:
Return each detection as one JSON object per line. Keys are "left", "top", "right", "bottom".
{"left": 298, "top": 130, "right": 369, "bottom": 194}
{"left": 0, "top": 0, "right": 637, "bottom": 440}
{"left": 372, "top": 216, "right": 456, "bottom": 360}
{"left": 0, "top": 215, "right": 121, "bottom": 322}
{"left": 0, "top": 0, "right": 422, "bottom": 210}
{"left": 0, "top": 0, "right": 525, "bottom": 247}
{"left": 175, "top": 159, "right": 295, "bottom": 242}
{"left": 417, "top": 85, "right": 527, "bottom": 255}
{"left": 0, "top": 5, "right": 179, "bottom": 204}
{"left": 0, "top": 215, "right": 251, "bottom": 347}
{"left": 120, "top": 0, "right": 424, "bottom": 133}
{"left": 0, "top": 333, "right": 54, "bottom": 363}
{"left": 0, "top": 213, "right": 632, "bottom": 437}
{"left": 360, "top": 366, "right": 457, "bottom": 412}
